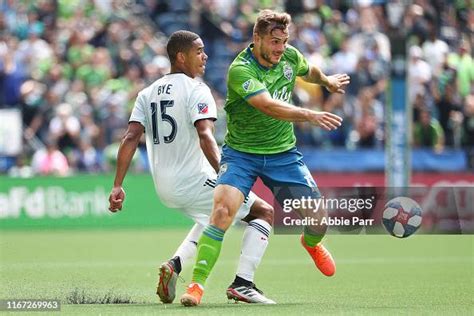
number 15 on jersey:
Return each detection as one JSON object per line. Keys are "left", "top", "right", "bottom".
{"left": 151, "top": 100, "right": 177, "bottom": 144}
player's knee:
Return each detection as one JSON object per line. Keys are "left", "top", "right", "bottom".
{"left": 210, "top": 203, "right": 233, "bottom": 230}
{"left": 249, "top": 200, "right": 274, "bottom": 226}
{"left": 259, "top": 202, "right": 274, "bottom": 225}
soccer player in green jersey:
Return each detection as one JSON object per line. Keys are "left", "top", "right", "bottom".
{"left": 181, "top": 10, "right": 350, "bottom": 306}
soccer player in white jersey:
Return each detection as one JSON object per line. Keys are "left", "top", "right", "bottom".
{"left": 108, "top": 30, "right": 275, "bottom": 304}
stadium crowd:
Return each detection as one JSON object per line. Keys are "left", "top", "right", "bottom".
{"left": 1, "top": 0, "right": 473, "bottom": 176}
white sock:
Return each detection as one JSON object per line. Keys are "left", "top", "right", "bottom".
{"left": 236, "top": 219, "right": 272, "bottom": 282}
{"left": 173, "top": 223, "right": 204, "bottom": 267}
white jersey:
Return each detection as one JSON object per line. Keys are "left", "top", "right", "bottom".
{"left": 130, "top": 73, "right": 217, "bottom": 207}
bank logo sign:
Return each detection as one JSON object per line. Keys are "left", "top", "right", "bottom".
{"left": 0, "top": 186, "right": 109, "bottom": 219}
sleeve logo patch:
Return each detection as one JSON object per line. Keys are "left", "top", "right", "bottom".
{"left": 242, "top": 79, "right": 255, "bottom": 92}
{"left": 198, "top": 103, "right": 208, "bottom": 114}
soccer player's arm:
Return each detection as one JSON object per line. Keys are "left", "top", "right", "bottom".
{"left": 229, "top": 66, "right": 342, "bottom": 130}
{"left": 195, "top": 120, "right": 220, "bottom": 173}
{"left": 302, "top": 64, "right": 349, "bottom": 94}
{"left": 109, "top": 94, "right": 145, "bottom": 212}
{"left": 189, "top": 84, "right": 220, "bottom": 173}
{"left": 289, "top": 46, "right": 349, "bottom": 94}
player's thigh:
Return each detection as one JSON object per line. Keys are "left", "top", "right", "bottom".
{"left": 261, "top": 147, "right": 321, "bottom": 203}
{"left": 182, "top": 183, "right": 254, "bottom": 226}
{"left": 217, "top": 145, "right": 261, "bottom": 198}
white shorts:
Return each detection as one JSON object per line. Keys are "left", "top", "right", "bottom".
{"left": 170, "top": 177, "right": 257, "bottom": 226}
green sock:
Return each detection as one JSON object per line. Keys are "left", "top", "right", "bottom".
{"left": 303, "top": 227, "right": 324, "bottom": 247}
{"left": 192, "top": 225, "right": 225, "bottom": 286}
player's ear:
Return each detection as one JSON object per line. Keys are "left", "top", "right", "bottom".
{"left": 176, "top": 51, "right": 186, "bottom": 64}
{"left": 253, "top": 32, "right": 260, "bottom": 44}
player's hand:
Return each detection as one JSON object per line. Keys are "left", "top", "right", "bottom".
{"left": 308, "top": 111, "right": 343, "bottom": 131}
{"left": 325, "top": 74, "right": 350, "bottom": 94}
{"left": 108, "top": 186, "right": 125, "bottom": 212}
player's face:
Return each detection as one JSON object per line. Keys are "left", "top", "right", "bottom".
{"left": 255, "top": 29, "right": 289, "bottom": 66}
{"left": 184, "top": 38, "right": 208, "bottom": 78}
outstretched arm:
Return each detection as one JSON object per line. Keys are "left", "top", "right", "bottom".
{"left": 247, "top": 92, "right": 343, "bottom": 131}
{"left": 302, "top": 64, "right": 350, "bottom": 94}
{"left": 195, "top": 119, "right": 220, "bottom": 174}
{"left": 108, "top": 122, "right": 144, "bottom": 212}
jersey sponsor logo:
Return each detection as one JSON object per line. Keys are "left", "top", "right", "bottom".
{"left": 197, "top": 102, "right": 208, "bottom": 114}
{"left": 242, "top": 79, "right": 255, "bottom": 93}
{"left": 283, "top": 62, "right": 293, "bottom": 81}
{"left": 272, "top": 85, "right": 291, "bottom": 102}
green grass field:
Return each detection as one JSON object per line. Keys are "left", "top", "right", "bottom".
{"left": 0, "top": 229, "right": 472, "bottom": 315}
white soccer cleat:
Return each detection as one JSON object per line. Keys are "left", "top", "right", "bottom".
{"left": 226, "top": 284, "right": 276, "bottom": 304}
{"left": 156, "top": 261, "right": 178, "bottom": 303}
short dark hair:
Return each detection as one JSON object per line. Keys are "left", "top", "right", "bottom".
{"left": 253, "top": 9, "right": 291, "bottom": 36}
{"left": 166, "top": 30, "right": 200, "bottom": 64}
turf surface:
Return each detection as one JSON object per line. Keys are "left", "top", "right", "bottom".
{"left": 0, "top": 229, "right": 472, "bottom": 315}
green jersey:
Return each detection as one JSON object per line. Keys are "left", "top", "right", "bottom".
{"left": 224, "top": 44, "right": 309, "bottom": 154}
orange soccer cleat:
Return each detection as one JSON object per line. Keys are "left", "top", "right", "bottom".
{"left": 180, "top": 283, "right": 204, "bottom": 307}
{"left": 300, "top": 234, "right": 336, "bottom": 276}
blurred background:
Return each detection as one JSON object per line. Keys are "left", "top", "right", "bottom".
{"left": 1, "top": 0, "right": 473, "bottom": 174}
{"left": 1, "top": 3, "right": 472, "bottom": 310}
{"left": 0, "top": 0, "right": 473, "bottom": 229}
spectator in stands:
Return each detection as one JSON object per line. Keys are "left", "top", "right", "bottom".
{"left": 76, "top": 47, "right": 113, "bottom": 89}
{"left": 448, "top": 39, "right": 474, "bottom": 98}
{"left": 43, "top": 64, "right": 70, "bottom": 101}
{"left": 31, "top": 139, "right": 70, "bottom": 176}
{"left": 0, "top": 35, "right": 27, "bottom": 108}
{"left": 100, "top": 98, "right": 128, "bottom": 145}
{"left": 48, "top": 102, "right": 81, "bottom": 153}
{"left": 433, "top": 80, "right": 463, "bottom": 147}
{"left": 330, "top": 38, "right": 358, "bottom": 77}
{"left": 422, "top": 22, "right": 449, "bottom": 77}
{"left": 323, "top": 93, "right": 352, "bottom": 147}
{"left": 323, "top": 10, "right": 350, "bottom": 54}
{"left": 75, "top": 139, "right": 102, "bottom": 173}
{"left": 348, "top": 6, "right": 390, "bottom": 62}
{"left": 19, "top": 80, "right": 47, "bottom": 141}
{"left": 413, "top": 107, "right": 445, "bottom": 152}
{"left": 16, "top": 22, "right": 52, "bottom": 76}
{"left": 353, "top": 88, "right": 384, "bottom": 148}
{"left": 462, "top": 94, "right": 474, "bottom": 148}
{"left": 78, "top": 107, "right": 101, "bottom": 147}
{"left": 8, "top": 154, "right": 33, "bottom": 178}
{"left": 403, "top": 4, "right": 430, "bottom": 44}
{"left": 407, "top": 45, "right": 432, "bottom": 106}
